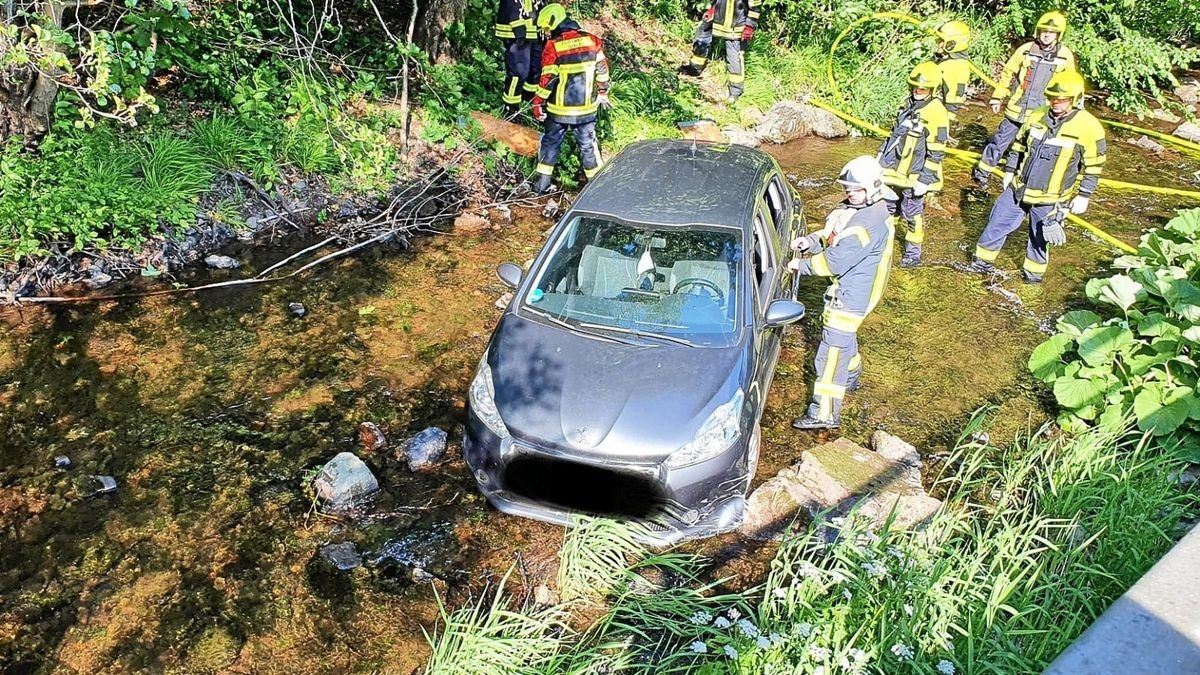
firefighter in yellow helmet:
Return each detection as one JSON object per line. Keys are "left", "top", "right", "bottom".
{"left": 933, "top": 20, "right": 974, "bottom": 126}
{"left": 530, "top": 3, "right": 610, "bottom": 194}
{"left": 975, "top": 10, "right": 1075, "bottom": 185}
{"left": 972, "top": 71, "right": 1106, "bottom": 283}
{"left": 877, "top": 62, "right": 950, "bottom": 268}
{"left": 679, "top": 0, "right": 762, "bottom": 103}
{"left": 495, "top": 0, "right": 544, "bottom": 113}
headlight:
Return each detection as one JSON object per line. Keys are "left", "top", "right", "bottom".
{"left": 469, "top": 355, "right": 510, "bottom": 439}
{"left": 665, "top": 389, "right": 744, "bottom": 469}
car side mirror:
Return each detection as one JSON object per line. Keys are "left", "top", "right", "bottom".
{"left": 497, "top": 262, "right": 523, "bottom": 289}
{"left": 764, "top": 299, "right": 806, "bottom": 328}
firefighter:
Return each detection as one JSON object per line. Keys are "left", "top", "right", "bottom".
{"left": 877, "top": 62, "right": 949, "bottom": 268}
{"left": 789, "top": 156, "right": 896, "bottom": 431}
{"left": 495, "top": 0, "right": 543, "bottom": 113}
{"left": 933, "top": 20, "right": 973, "bottom": 127}
{"left": 530, "top": 3, "right": 610, "bottom": 194}
{"left": 971, "top": 71, "right": 1105, "bottom": 283}
{"left": 974, "top": 10, "right": 1075, "bottom": 185}
{"left": 679, "top": 0, "right": 761, "bottom": 103}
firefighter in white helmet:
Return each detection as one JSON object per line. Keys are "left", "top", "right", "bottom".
{"left": 789, "top": 156, "right": 897, "bottom": 430}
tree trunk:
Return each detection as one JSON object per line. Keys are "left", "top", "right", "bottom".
{"left": 0, "top": 1, "right": 62, "bottom": 145}
{"left": 413, "top": 0, "right": 466, "bottom": 63}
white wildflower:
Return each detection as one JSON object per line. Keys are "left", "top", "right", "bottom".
{"left": 861, "top": 560, "right": 888, "bottom": 579}
{"left": 794, "top": 622, "right": 814, "bottom": 638}
{"left": 773, "top": 587, "right": 788, "bottom": 599}
{"left": 799, "top": 561, "right": 821, "bottom": 578}
{"left": 756, "top": 635, "right": 771, "bottom": 649}
{"left": 714, "top": 616, "right": 731, "bottom": 629}
{"left": 890, "top": 643, "right": 915, "bottom": 661}
{"left": 937, "top": 660, "right": 955, "bottom": 674}
{"left": 737, "top": 619, "right": 759, "bottom": 638}
{"left": 809, "top": 645, "right": 830, "bottom": 660}
{"left": 903, "top": 603, "right": 914, "bottom": 617}
{"left": 690, "top": 611, "right": 712, "bottom": 625}
{"left": 842, "top": 588, "right": 852, "bottom": 601}
{"left": 769, "top": 632, "right": 783, "bottom": 646}
{"left": 723, "top": 644, "right": 738, "bottom": 659}
{"left": 830, "top": 517, "right": 847, "bottom": 527}
{"left": 849, "top": 648, "right": 868, "bottom": 663}
{"left": 887, "top": 545, "right": 906, "bottom": 560}
{"left": 689, "top": 641, "right": 707, "bottom": 654}
{"left": 827, "top": 570, "right": 847, "bottom": 584}
{"left": 727, "top": 608, "right": 741, "bottom": 620}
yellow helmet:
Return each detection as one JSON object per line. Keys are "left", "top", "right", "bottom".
{"left": 936, "top": 20, "right": 971, "bottom": 53}
{"left": 536, "top": 3, "right": 567, "bottom": 32}
{"left": 907, "top": 62, "right": 943, "bottom": 90}
{"left": 1035, "top": 10, "right": 1067, "bottom": 37}
{"left": 1045, "top": 70, "right": 1085, "bottom": 105}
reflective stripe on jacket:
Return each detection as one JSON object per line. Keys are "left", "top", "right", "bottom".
{"left": 534, "top": 22, "right": 609, "bottom": 124}
{"left": 877, "top": 97, "right": 949, "bottom": 191}
{"left": 495, "top": 0, "right": 536, "bottom": 39}
{"left": 708, "top": 0, "right": 760, "bottom": 40}
{"left": 935, "top": 53, "right": 972, "bottom": 118}
{"left": 992, "top": 42, "right": 1076, "bottom": 123}
{"left": 1007, "top": 106, "right": 1106, "bottom": 205}
{"left": 794, "top": 200, "right": 895, "bottom": 332}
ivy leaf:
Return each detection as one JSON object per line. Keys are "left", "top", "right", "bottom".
{"left": 1055, "top": 310, "right": 1100, "bottom": 337}
{"left": 1133, "top": 384, "right": 1191, "bottom": 436}
{"left": 1076, "top": 325, "right": 1134, "bottom": 367}
{"left": 1054, "top": 377, "right": 1106, "bottom": 409}
{"left": 1029, "top": 333, "right": 1074, "bottom": 383}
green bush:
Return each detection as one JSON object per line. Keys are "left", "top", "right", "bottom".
{"left": 1030, "top": 209, "right": 1200, "bottom": 458}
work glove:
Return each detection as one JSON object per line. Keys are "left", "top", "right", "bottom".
{"left": 791, "top": 235, "right": 812, "bottom": 253}
{"left": 989, "top": 99, "right": 1002, "bottom": 115}
{"left": 532, "top": 99, "right": 547, "bottom": 122}
{"left": 702, "top": 5, "right": 715, "bottom": 21}
{"left": 1043, "top": 220, "right": 1067, "bottom": 246}
{"left": 1070, "top": 195, "right": 1090, "bottom": 214}
{"left": 787, "top": 258, "right": 804, "bottom": 273}
{"left": 1001, "top": 171, "right": 1014, "bottom": 190}
{"left": 911, "top": 181, "right": 930, "bottom": 197}
{"left": 741, "top": 25, "right": 754, "bottom": 41}
{"left": 596, "top": 92, "right": 611, "bottom": 109}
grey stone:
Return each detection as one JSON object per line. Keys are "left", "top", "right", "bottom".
{"left": 541, "top": 199, "right": 560, "bottom": 220}
{"left": 722, "top": 125, "right": 761, "bottom": 148}
{"left": 872, "top": 430, "right": 921, "bottom": 469}
{"left": 495, "top": 203, "right": 512, "bottom": 221}
{"left": 85, "top": 272, "right": 114, "bottom": 289}
{"left": 320, "top": 542, "right": 362, "bottom": 571}
{"left": 1175, "top": 83, "right": 1200, "bottom": 105}
{"left": 756, "top": 100, "right": 848, "bottom": 144}
{"left": 288, "top": 302, "right": 306, "bottom": 318}
{"left": 534, "top": 584, "right": 559, "bottom": 606}
{"left": 313, "top": 452, "right": 379, "bottom": 510}
{"left": 411, "top": 567, "right": 435, "bottom": 583}
{"left": 1151, "top": 107, "right": 1182, "bottom": 124}
{"left": 495, "top": 292, "right": 513, "bottom": 310}
{"left": 739, "top": 466, "right": 805, "bottom": 540}
{"left": 401, "top": 427, "right": 448, "bottom": 471}
{"left": 1174, "top": 121, "right": 1200, "bottom": 144}
{"left": 1126, "top": 135, "right": 1165, "bottom": 155}
{"left": 204, "top": 254, "right": 241, "bottom": 270}
{"left": 293, "top": 180, "right": 309, "bottom": 190}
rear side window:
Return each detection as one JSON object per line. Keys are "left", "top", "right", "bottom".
{"left": 765, "top": 175, "right": 790, "bottom": 234}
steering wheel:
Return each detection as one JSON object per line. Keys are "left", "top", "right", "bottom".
{"left": 673, "top": 277, "right": 725, "bottom": 304}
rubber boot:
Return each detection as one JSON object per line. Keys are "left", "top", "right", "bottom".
{"left": 900, "top": 243, "right": 922, "bottom": 268}
{"left": 1020, "top": 269, "right": 1044, "bottom": 284}
{"left": 533, "top": 173, "right": 553, "bottom": 195}
{"left": 792, "top": 415, "right": 840, "bottom": 430}
{"left": 969, "top": 258, "right": 996, "bottom": 275}
{"left": 679, "top": 63, "right": 703, "bottom": 77}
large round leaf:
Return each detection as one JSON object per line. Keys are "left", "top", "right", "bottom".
{"left": 1087, "top": 275, "right": 1144, "bottom": 312}
{"left": 1055, "top": 310, "right": 1101, "bottom": 337}
{"left": 1029, "top": 333, "right": 1073, "bottom": 383}
{"left": 1053, "top": 377, "right": 1107, "bottom": 410}
{"left": 1076, "top": 325, "right": 1134, "bottom": 368}
{"left": 1133, "top": 385, "right": 1191, "bottom": 436}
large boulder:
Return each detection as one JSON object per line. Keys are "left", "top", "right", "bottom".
{"left": 756, "top": 101, "right": 848, "bottom": 144}
{"left": 313, "top": 452, "right": 379, "bottom": 510}
{"left": 740, "top": 436, "right": 939, "bottom": 541}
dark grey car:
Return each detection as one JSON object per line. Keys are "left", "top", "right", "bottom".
{"left": 464, "top": 140, "right": 806, "bottom": 545}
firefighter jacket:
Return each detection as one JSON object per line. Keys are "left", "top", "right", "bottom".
{"left": 992, "top": 41, "right": 1076, "bottom": 123}
{"left": 877, "top": 96, "right": 949, "bottom": 191}
{"left": 495, "top": 0, "right": 537, "bottom": 39}
{"left": 707, "top": 0, "right": 761, "bottom": 40}
{"left": 1005, "top": 106, "right": 1106, "bottom": 205}
{"left": 935, "top": 52, "right": 972, "bottom": 119}
{"left": 793, "top": 199, "right": 895, "bottom": 333}
{"left": 534, "top": 21, "right": 609, "bottom": 125}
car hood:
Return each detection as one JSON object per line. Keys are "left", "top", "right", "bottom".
{"left": 490, "top": 313, "right": 748, "bottom": 463}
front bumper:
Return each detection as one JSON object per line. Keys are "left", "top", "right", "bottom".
{"left": 463, "top": 413, "right": 757, "bottom": 547}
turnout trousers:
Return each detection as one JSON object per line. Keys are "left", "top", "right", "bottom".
{"left": 974, "top": 186, "right": 1062, "bottom": 281}
{"left": 975, "top": 117, "right": 1021, "bottom": 180}
{"left": 536, "top": 119, "right": 602, "bottom": 181}
{"left": 689, "top": 23, "right": 745, "bottom": 99}
{"left": 501, "top": 38, "right": 542, "bottom": 107}
{"left": 806, "top": 326, "right": 863, "bottom": 423}
{"left": 885, "top": 188, "right": 927, "bottom": 260}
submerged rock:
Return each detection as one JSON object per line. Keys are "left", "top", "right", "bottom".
{"left": 1126, "top": 135, "right": 1165, "bottom": 155}
{"left": 1174, "top": 121, "right": 1200, "bottom": 144}
{"left": 722, "top": 125, "right": 761, "bottom": 148}
{"left": 872, "top": 430, "right": 921, "bottom": 468}
{"left": 400, "top": 427, "right": 448, "bottom": 471}
{"left": 313, "top": 452, "right": 379, "bottom": 510}
{"left": 85, "top": 272, "right": 114, "bottom": 289}
{"left": 288, "top": 302, "right": 306, "bottom": 318}
{"left": 320, "top": 542, "right": 363, "bottom": 571}
{"left": 358, "top": 421, "right": 387, "bottom": 451}
{"left": 756, "top": 100, "right": 848, "bottom": 144}
{"left": 204, "top": 254, "right": 241, "bottom": 270}
{"left": 740, "top": 436, "right": 940, "bottom": 541}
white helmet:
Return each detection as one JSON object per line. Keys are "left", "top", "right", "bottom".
{"left": 836, "top": 156, "right": 891, "bottom": 203}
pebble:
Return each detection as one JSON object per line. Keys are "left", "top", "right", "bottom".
{"left": 54, "top": 455, "right": 71, "bottom": 469}
{"left": 495, "top": 292, "right": 513, "bottom": 310}
{"left": 288, "top": 302, "right": 306, "bottom": 318}
{"left": 320, "top": 542, "right": 362, "bottom": 571}
{"left": 204, "top": 254, "right": 241, "bottom": 270}
{"left": 358, "top": 421, "right": 387, "bottom": 451}
{"left": 400, "top": 427, "right": 448, "bottom": 471}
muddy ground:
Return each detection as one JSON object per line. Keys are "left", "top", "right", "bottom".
{"left": 1, "top": 115, "right": 1198, "bottom": 673}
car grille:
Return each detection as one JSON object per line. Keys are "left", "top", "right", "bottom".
{"left": 503, "top": 454, "right": 664, "bottom": 519}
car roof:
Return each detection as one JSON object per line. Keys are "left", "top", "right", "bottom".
{"left": 569, "top": 140, "right": 777, "bottom": 230}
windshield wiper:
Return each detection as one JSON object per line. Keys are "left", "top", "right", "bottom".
{"left": 576, "top": 321, "right": 697, "bottom": 347}
{"left": 522, "top": 307, "right": 631, "bottom": 345}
